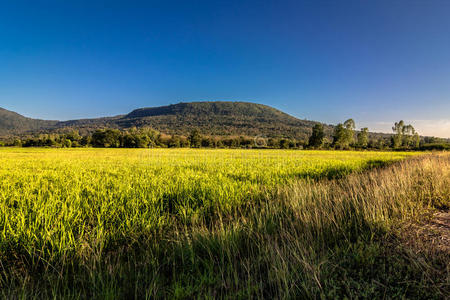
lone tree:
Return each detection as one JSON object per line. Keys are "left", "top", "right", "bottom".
{"left": 308, "top": 124, "right": 324, "bottom": 149}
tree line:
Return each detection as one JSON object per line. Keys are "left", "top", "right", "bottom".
{"left": 308, "top": 119, "right": 427, "bottom": 150}
{"left": 0, "top": 120, "right": 448, "bottom": 150}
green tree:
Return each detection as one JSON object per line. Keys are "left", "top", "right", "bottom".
{"left": 333, "top": 119, "right": 355, "bottom": 149}
{"left": 80, "top": 136, "right": 92, "bottom": 147}
{"left": 122, "top": 129, "right": 151, "bottom": 148}
{"left": 62, "top": 139, "right": 72, "bottom": 148}
{"left": 168, "top": 135, "right": 181, "bottom": 148}
{"left": 402, "top": 124, "right": 415, "bottom": 148}
{"left": 392, "top": 121, "right": 418, "bottom": 149}
{"left": 189, "top": 129, "right": 202, "bottom": 148}
{"left": 92, "top": 129, "right": 121, "bottom": 148}
{"left": 65, "top": 130, "right": 81, "bottom": 143}
{"left": 44, "top": 137, "right": 56, "bottom": 147}
{"left": 201, "top": 137, "right": 214, "bottom": 148}
{"left": 308, "top": 124, "right": 324, "bottom": 149}
{"left": 279, "top": 139, "right": 290, "bottom": 149}
{"left": 332, "top": 123, "right": 347, "bottom": 149}
{"left": 344, "top": 119, "right": 355, "bottom": 146}
{"left": 392, "top": 120, "right": 404, "bottom": 149}
{"left": 413, "top": 132, "right": 420, "bottom": 148}
{"left": 357, "top": 127, "right": 369, "bottom": 148}
{"left": 13, "top": 139, "right": 22, "bottom": 147}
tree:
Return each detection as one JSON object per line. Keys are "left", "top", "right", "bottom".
{"left": 92, "top": 129, "right": 121, "bottom": 148}
{"left": 392, "top": 121, "right": 417, "bottom": 149}
{"left": 332, "top": 119, "right": 355, "bottom": 150}
{"left": 65, "top": 130, "right": 81, "bottom": 143}
{"left": 343, "top": 119, "right": 355, "bottom": 146}
{"left": 80, "top": 136, "right": 92, "bottom": 147}
{"left": 13, "top": 139, "right": 22, "bottom": 147}
{"left": 122, "top": 128, "right": 151, "bottom": 148}
{"left": 189, "top": 129, "right": 202, "bottom": 148}
{"left": 216, "top": 140, "right": 224, "bottom": 148}
{"left": 392, "top": 120, "right": 404, "bottom": 149}
{"left": 413, "top": 132, "right": 420, "bottom": 148}
{"left": 344, "top": 119, "right": 355, "bottom": 130}
{"left": 44, "top": 136, "right": 57, "bottom": 147}
{"left": 168, "top": 135, "right": 181, "bottom": 148}
{"left": 357, "top": 127, "right": 369, "bottom": 148}
{"left": 201, "top": 137, "right": 213, "bottom": 148}
{"left": 62, "top": 139, "right": 72, "bottom": 148}
{"left": 332, "top": 123, "right": 346, "bottom": 149}
{"left": 308, "top": 124, "right": 324, "bottom": 149}
{"left": 279, "top": 139, "right": 290, "bottom": 149}
{"left": 402, "top": 124, "right": 415, "bottom": 148}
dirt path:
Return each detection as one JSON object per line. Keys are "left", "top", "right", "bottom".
{"left": 425, "top": 211, "right": 450, "bottom": 253}
{"left": 406, "top": 210, "right": 450, "bottom": 255}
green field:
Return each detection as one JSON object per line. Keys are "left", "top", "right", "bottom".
{"left": 1, "top": 148, "right": 448, "bottom": 299}
{"left": 0, "top": 148, "right": 416, "bottom": 246}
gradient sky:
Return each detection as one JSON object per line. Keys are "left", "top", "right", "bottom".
{"left": 1, "top": 0, "right": 449, "bottom": 137}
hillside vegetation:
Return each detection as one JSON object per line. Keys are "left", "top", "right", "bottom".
{"left": 0, "top": 107, "right": 57, "bottom": 135}
{"left": 0, "top": 102, "right": 332, "bottom": 139}
{"left": 115, "top": 102, "right": 324, "bottom": 138}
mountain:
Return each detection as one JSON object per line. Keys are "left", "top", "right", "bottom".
{"left": 0, "top": 107, "right": 58, "bottom": 136}
{"left": 0, "top": 101, "right": 330, "bottom": 139}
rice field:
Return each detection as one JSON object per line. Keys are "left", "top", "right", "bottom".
{"left": 3, "top": 148, "right": 447, "bottom": 298}
{"left": 0, "top": 148, "right": 417, "bottom": 248}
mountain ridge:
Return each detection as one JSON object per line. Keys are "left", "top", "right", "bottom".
{"left": 1, "top": 101, "right": 331, "bottom": 139}
{"left": 0, "top": 107, "right": 58, "bottom": 135}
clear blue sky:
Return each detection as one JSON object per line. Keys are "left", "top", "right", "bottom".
{"left": 1, "top": 0, "right": 449, "bottom": 137}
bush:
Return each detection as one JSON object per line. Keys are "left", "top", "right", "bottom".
{"left": 419, "top": 143, "right": 450, "bottom": 151}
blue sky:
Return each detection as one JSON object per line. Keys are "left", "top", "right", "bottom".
{"left": 1, "top": 0, "right": 449, "bottom": 137}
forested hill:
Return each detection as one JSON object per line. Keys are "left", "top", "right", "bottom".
{"left": 0, "top": 102, "right": 332, "bottom": 139}
{"left": 0, "top": 107, "right": 57, "bottom": 136}
{"left": 115, "top": 102, "right": 330, "bottom": 139}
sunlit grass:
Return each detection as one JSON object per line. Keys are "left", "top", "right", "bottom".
{"left": 2, "top": 148, "right": 443, "bottom": 298}
{"left": 0, "top": 148, "right": 417, "bottom": 250}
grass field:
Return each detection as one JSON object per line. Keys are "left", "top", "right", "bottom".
{"left": 0, "top": 148, "right": 448, "bottom": 298}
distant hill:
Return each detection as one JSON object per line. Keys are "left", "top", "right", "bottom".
{"left": 0, "top": 102, "right": 332, "bottom": 139}
{"left": 0, "top": 107, "right": 57, "bottom": 136}
{"left": 116, "top": 102, "right": 330, "bottom": 139}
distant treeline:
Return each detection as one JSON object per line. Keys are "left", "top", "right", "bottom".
{"left": 0, "top": 120, "right": 448, "bottom": 150}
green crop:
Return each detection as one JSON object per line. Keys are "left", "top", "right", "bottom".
{"left": 1, "top": 148, "right": 428, "bottom": 298}
{"left": 0, "top": 148, "right": 417, "bottom": 256}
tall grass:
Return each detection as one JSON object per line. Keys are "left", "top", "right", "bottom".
{"left": 0, "top": 149, "right": 447, "bottom": 298}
